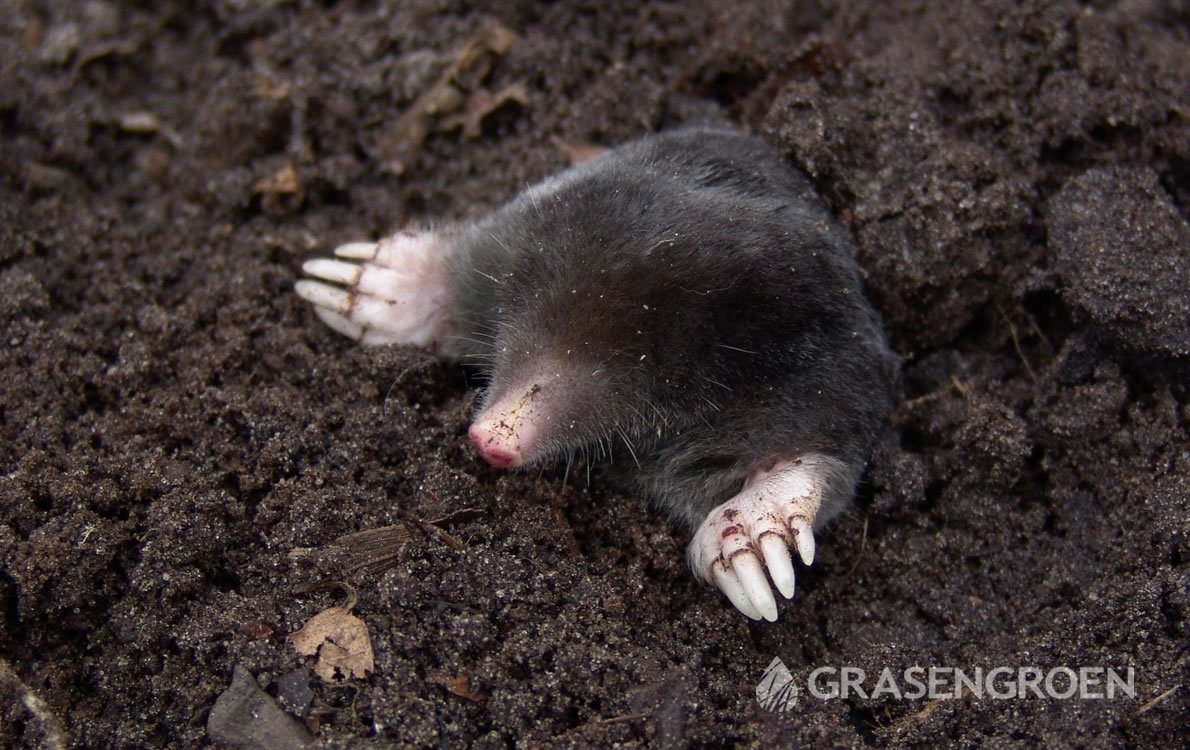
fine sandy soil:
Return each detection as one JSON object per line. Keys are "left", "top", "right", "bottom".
{"left": 2, "top": 1, "right": 1187, "bottom": 747}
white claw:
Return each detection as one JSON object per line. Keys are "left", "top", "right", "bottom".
{"left": 760, "top": 535, "right": 796, "bottom": 599}
{"left": 687, "top": 455, "right": 848, "bottom": 620}
{"left": 795, "top": 524, "right": 816, "bottom": 566}
{"left": 712, "top": 565, "right": 762, "bottom": 621}
{"left": 734, "top": 553, "right": 779, "bottom": 622}
{"left": 294, "top": 280, "right": 352, "bottom": 314}
{"left": 333, "top": 241, "right": 379, "bottom": 259}
{"left": 312, "top": 306, "right": 363, "bottom": 340}
{"left": 302, "top": 258, "right": 362, "bottom": 286}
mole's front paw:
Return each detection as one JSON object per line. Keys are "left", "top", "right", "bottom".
{"left": 687, "top": 455, "right": 847, "bottom": 621}
{"left": 295, "top": 230, "right": 451, "bottom": 349}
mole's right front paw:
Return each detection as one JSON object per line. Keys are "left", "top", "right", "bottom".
{"left": 295, "top": 230, "right": 451, "bottom": 349}
{"left": 687, "top": 455, "right": 846, "bottom": 621}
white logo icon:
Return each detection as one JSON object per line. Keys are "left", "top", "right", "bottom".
{"left": 756, "top": 657, "right": 798, "bottom": 711}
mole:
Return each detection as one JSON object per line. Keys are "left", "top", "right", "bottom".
{"left": 295, "top": 128, "right": 898, "bottom": 621}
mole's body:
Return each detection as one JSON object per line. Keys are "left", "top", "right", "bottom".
{"left": 296, "top": 129, "right": 897, "bottom": 621}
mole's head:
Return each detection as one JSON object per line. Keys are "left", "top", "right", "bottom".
{"left": 466, "top": 244, "right": 685, "bottom": 469}
{"left": 464, "top": 204, "right": 804, "bottom": 469}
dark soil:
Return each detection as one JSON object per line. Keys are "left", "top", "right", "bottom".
{"left": 2, "top": 1, "right": 1187, "bottom": 747}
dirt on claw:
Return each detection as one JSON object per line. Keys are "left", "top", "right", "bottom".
{"left": 1, "top": 1, "right": 1186, "bottom": 748}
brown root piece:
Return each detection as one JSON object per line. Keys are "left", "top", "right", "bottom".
{"left": 288, "top": 524, "right": 413, "bottom": 593}
{"left": 288, "top": 513, "right": 472, "bottom": 592}
{"left": 442, "top": 82, "right": 529, "bottom": 139}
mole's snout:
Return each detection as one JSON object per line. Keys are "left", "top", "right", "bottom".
{"left": 468, "top": 421, "right": 525, "bottom": 468}
{"left": 468, "top": 370, "right": 556, "bottom": 469}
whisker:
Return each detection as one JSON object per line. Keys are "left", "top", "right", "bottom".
{"left": 487, "top": 231, "right": 516, "bottom": 258}
{"left": 644, "top": 398, "right": 667, "bottom": 426}
{"left": 458, "top": 329, "right": 499, "bottom": 341}
{"left": 474, "top": 267, "right": 503, "bottom": 285}
{"left": 455, "top": 316, "right": 501, "bottom": 335}
{"left": 459, "top": 354, "right": 496, "bottom": 365}
{"left": 525, "top": 182, "right": 542, "bottom": 218}
{"left": 702, "top": 376, "right": 732, "bottom": 391}
{"left": 616, "top": 426, "right": 641, "bottom": 469}
{"left": 680, "top": 283, "right": 734, "bottom": 295}
{"left": 444, "top": 334, "right": 497, "bottom": 350}
{"left": 715, "top": 343, "right": 757, "bottom": 354}
{"left": 626, "top": 404, "right": 653, "bottom": 431}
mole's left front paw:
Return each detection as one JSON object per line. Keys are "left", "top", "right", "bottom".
{"left": 688, "top": 456, "right": 842, "bottom": 621}
{"left": 295, "top": 230, "right": 451, "bottom": 349}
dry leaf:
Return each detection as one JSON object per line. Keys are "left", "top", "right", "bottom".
{"left": 290, "top": 606, "right": 374, "bottom": 681}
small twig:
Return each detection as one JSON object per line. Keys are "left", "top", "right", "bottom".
{"left": 896, "top": 698, "right": 940, "bottom": 728}
{"left": 426, "top": 507, "right": 484, "bottom": 526}
{"left": 341, "top": 583, "right": 359, "bottom": 612}
{"left": 418, "top": 521, "right": 467, "bottom": 552}
{"left": 1000, "top": 309, "right": 1038, "bottom": 384}
{"left": 397, "top": 509, "right": 471, "bottom": 552}
{"left": 894, "top": 386, "right": 954, "bottom": 423}
{"left": 899, "top": 375, "right": 974, "bottom": 414}
{"left": 950, "top": 375, "right": 974, "bottom": 402}
{"left": 1019, "top": 305, "right": 1054, "bottom": 354}
{"left": 1137, "top": 684, "right": 1180, "bottom": 715}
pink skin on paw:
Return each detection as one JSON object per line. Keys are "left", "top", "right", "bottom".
{"left": 295, "top": 230, "right": 452, "bottom": 352}
{"left": 688, "top": 454, "right": 844, "bottom": 622}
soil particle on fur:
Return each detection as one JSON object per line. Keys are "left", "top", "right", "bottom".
{"left": 1, "top": 0, "right": 1187, "bottom": 747}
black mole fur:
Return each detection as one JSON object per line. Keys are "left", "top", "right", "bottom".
{"left": 444, "top": 128, "right": 898, "bottom": 527}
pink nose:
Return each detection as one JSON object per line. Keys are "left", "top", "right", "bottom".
{"left": 468, "top": 422, "right": 523, "bottom": 468}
